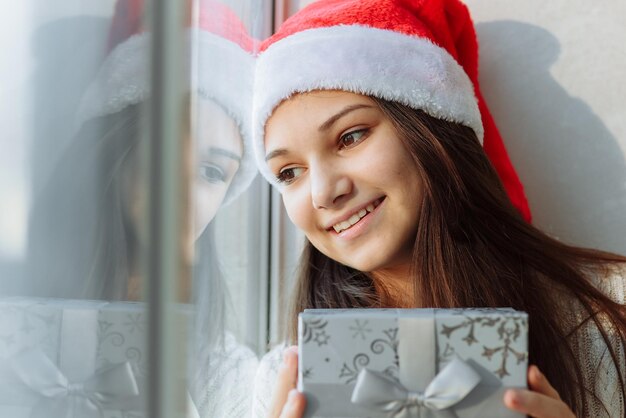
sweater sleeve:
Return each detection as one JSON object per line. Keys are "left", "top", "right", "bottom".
{"left": 575, "top": 263, "right": 626, "bottom": 417}
{"left": 194, "top": 333, "right": 259, "bottom": 418}
{"left": 251, "top": 344, "right": 286, "bottom": 418}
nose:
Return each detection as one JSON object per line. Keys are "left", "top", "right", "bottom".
{"left": 310, "top": 161, "right": 352, "bottom": 209}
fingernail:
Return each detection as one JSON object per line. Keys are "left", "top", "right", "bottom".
{"left": 287, "top": 395, "right": 298, "bottom": 413}
{"left": 504, "top": 389, "right": 523, "bottom": 407}
{"left": 532, "top": 365, "right": 543, "bottom": 381}
{"left": 287, "top": 389, "right": 297, "bottom": 402}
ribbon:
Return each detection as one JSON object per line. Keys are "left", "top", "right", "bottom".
{"left": 351, "top": 357, "right": 481, "bottom": 418}
{"left": 11, "top": 348, "right": 139, "bottom": 418}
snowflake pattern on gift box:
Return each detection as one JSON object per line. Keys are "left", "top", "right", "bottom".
{"left": 339, "top": 353, "right": 371, "bottom": 384}
{"left": 482, "top": 317, "right": 528, "bottom": 378}
{"left": 313, "top": 330, "right": 330, "bottom": 346}
{"left": 98, "top": 320, "right": 126, "bottom": 349}
{"left": 440, "top": 310, "right": 501, "bottom": 346}
{"left": 124, "top": 313, "right": 145, "bottom": 334}
{"left": 439, "top": 342, "right": 455, "bottom": 361}
{"left": 0, "top": 304, "right": 57, "bottom": 357}
{"left": 97, "top": 312, "right": 148, "bottom": 377}
{"left": 302, "top": 316, "right": 330, "bottom": 347}
{"left": 350, "top": 319, "right": 373, "bottom": 340}
{"left": 439, "top": 311, "right": 528, "bottom": 378}
{"left": 336, "top": 326, "right": 401, "bottom": 384}
{"left": 370, "top": 327, "right": 400, "bottom": 379}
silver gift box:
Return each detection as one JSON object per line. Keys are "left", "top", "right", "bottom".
{"left": 298, "top": 308, "right": 528, "bottom": 418}
{"left": 0, "top": 297, "right": 189, "bottom": 418}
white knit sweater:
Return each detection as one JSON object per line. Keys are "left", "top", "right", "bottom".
{"left": 251, "top": 265, "right": 626, "bottom": 418}
{"left": 194, "top": 332, "right": 258, "bottom": 418}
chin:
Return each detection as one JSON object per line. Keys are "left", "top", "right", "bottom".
{"left": 334, "top": 247, "right": 413, "bottom": 276}
{"left": 337, "top": 254, "right": 385, "bottom": 273}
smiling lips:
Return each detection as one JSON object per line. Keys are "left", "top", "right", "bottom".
{"left": 331, "top": 198, "right": 383, "bottom": 233}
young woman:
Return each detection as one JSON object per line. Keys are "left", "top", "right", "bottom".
{"left": 250, "top": 1, "right": 626, "bottom": 417}
{"left": 26, "top": 1, "right": 259, "bottom": 417}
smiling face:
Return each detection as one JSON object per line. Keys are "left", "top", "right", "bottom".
{"left": 265, "top": 91, "right": 423, "bottom": 278}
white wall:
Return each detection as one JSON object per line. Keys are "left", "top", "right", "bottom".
{"left": 465, "top": 0, "right": 626, "bottom": 255}
{"left": 279, "top": 0, "right": 626, "bottom": 279}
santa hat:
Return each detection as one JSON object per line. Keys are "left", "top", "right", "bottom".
{"left": 77, "top": 0, "right": 257, "bottom": 205}
{"left": 253, "top": 0, "right": 531, "bottom": 221}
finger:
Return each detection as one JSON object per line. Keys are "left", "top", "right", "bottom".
{"left": 269, "top": 346, "right": 299, "bottom": 418}
{"left": 504, "top": 389, "right": 574, "bottom": 418}
{"left": 528, "top": 365, "right": 561, "bottom": 400}
{"left": 279, "top": 389, "right": 307, "bottom": 418}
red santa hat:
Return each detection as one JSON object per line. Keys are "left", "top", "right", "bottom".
{"left": 77, "top": 0, "right": 258, "bottom": 205}
{"left": 253, "top": 0, "right": 531, "bottom": 221}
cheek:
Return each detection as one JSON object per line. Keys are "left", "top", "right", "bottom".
{"left": 282, "top": 187, "right": 313, "bottom": 231}
{"left": 369, "top": 144, "right": 417, "bottom": 187}
{"left": 193, "top": 182, "right": 228, "bottom": 234}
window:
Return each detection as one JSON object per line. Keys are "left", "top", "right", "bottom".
{"left": 0, "top": 1, "right": 271, "bottom": 417}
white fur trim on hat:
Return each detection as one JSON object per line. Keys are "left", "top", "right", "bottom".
{"left": 253, "top": 25, "right": 483, "bottom": 188}
{"left": 76, "top": 30, "right": 257, "bottom": 205}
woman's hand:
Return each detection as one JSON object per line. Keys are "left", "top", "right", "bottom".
{"left": 268, "top": 345, "right": 306, "bottom": 418}
{"left": 504, "top": 365, "right": 575, "bottom": 418}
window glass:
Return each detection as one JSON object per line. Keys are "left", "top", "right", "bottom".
{"left": 0, "top": 1, "right": 269, "bottom": 417}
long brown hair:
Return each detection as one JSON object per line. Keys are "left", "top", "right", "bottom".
{"left": 286, "top": 97, "right": 626, "bottom": 416}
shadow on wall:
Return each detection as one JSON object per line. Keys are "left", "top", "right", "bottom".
{"left": 476, "top": 20, "right": 626, "bottom": 255}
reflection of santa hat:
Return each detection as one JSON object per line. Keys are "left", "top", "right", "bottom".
{"left": 78, "top": 0, "right": 257, "bottom": 205}
{"left": 253, "top": 0, "right": 531, "bottom": 221}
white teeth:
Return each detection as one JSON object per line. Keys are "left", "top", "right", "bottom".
{"left": 333, "top": 205, "right": 374, "bottom": 233}
{"left": 332, "top": 221, "right": 350, "bottom": 234}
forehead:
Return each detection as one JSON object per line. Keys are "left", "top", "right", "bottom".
{"left": 195, "top": 99, "right": 243, "bottom": 155}
{"left": 265, "top": 90, "right": 375, "bottom": 144}
{"left": 271, "top": 90, "right": 374, "bottom": 120}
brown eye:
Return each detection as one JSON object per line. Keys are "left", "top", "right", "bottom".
{"left": 339, "top": 128, "right": 368, "bottom": 149}
{"left": 276, "top": 167, "right": 304, "bottom": 185}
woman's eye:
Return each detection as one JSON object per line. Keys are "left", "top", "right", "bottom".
{"left": 199, "top": 163, "right": 226, "bottom": 183}
{"left": 339, "top": 128, "right": 368, "bottom": 149}
{"left": 276, "top": 167, "right": 304, "bottom": 185}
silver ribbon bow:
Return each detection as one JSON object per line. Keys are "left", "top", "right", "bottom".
{"left": 11, "top": 348, "right": 139, "bottom": 418}
{"left": 351, "top": 357, "right": 481, "bottom": 418}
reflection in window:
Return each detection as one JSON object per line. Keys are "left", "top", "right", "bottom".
{"left": 0, "top": 1, "right": 268, "bottom": 417}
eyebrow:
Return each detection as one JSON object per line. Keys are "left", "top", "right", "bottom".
{"left": 265, "top": 103, "right": 374, "bottom": 162}
{"left": 265, "top": 148, "right": 288, "bottom": 162}
{"left": 318, "top": 103, "right": 373, "bottom": 132}
{"left": 209, "top": 147, "right": 241, "bottom": 162}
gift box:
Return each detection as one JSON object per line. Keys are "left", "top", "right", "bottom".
{"left": 0, "top": 297, "right": 188, "bottom": 418}
{"left": 298, "top": 308, "right": 528, "bottom": 418}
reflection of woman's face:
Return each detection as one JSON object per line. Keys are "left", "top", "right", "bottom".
{"left": 124, "top": 99, "right": 242, "bottom": 242}
{"left": 193, "top": 99, "right": 243, "bottom": 238}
